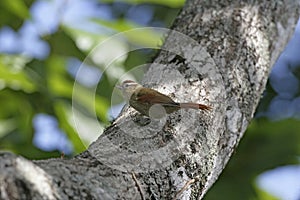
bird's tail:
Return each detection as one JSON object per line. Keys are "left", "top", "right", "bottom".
{"left": 180, "top": 103, "right": 212, "bottom": 111}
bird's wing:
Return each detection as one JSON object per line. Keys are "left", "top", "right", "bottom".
{"left": 135, "top": 88, "right": 177, "bottom": 105}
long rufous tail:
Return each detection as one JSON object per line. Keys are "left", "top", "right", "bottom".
{"left": 180, "top": 103, "right": 212, "bottom": 111}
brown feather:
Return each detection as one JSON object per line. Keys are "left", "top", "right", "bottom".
{"left": 128, "top": 86, "right": 212, "bottom": 116}
{"left": 136, "top": 88, "right": 177, "bottom": 105}
{"left": 180, "top": 103, "right": 212, "bottom": 111}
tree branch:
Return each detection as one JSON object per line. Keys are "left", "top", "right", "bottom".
{"left": 0, "top": 0, "right": 299, "bottom": 199}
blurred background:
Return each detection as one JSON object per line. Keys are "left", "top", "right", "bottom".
{"left": 0, "top": 0, "right": 299, "bottom": 199}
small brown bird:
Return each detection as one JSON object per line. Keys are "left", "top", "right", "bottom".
{"left": 117, "top": 80, "right": 211, "bottom": 117}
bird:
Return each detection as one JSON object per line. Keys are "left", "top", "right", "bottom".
{"left": 117, "top": 80, "right": 212, "bottom": 117}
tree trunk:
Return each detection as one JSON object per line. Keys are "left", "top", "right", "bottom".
{"left": 1, "top": 0, "right": 299, "bottom": 199}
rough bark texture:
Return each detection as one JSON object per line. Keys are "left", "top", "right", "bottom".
{"left": 1, "top": 0, "right": 299, "bottom": 200}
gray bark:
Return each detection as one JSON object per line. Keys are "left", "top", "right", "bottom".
{"left": 1, "top": 0, "right": 299, "bottom": 200}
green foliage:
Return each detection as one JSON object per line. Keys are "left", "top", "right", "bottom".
{"left": 100, "top": 0, "right": 185, "bottom": 8}
{"left": 94, "top": 19, "right": 164, "bottom": 47}
{"left": 0, "top": 0, "right": 182, "bottom": 159}
{"left": 204, "top": 119, "right": 300, "bottom": 200}
{"left": 1, "top": 0, "right": 30, "bottom": 19}
{"left": 254, "top": 185, "right": 279, "bottom": 200}
{"left": 46, "top": 30, "right": 87, "bottom": 60}
{"left": 0, "top": 55, "right": 36, "bottom": 92}
{"left": 0, "top": 0, "right": 29, "bottom": 29}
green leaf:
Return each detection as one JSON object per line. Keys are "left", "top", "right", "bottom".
{"left": 204, "top": 119, "right": 300, "bottom": 200}
{"left": 46, "top": 29, "right": 87, "bottom": 60}
{"left": 0, "top": 118, "right": 16, "bottom": 139}
{"left": 254, "top": 184, "right": 280, "bottom": 200}
{"left": 0, "top": 56, "right": 36, "bottom": 92}
{"left": 54, "top": 102, "right": 86, "bottom": 153}
{"left": 46, "top": 55, "right": 109, "bottom": 123}
{"left": 100, "top": 0, "right": 185, "bottom": 8}
{"left": 1, "top": 0, "right": 30, "bottom": 19}
{"left": 94, "top": 19, "right": 164, "bottom": 47}
{"left": 72, "top": 83, "right": 109, "bottom": 123}
{"left": 62, "top": 26, "right": 109, "bottom": 52}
